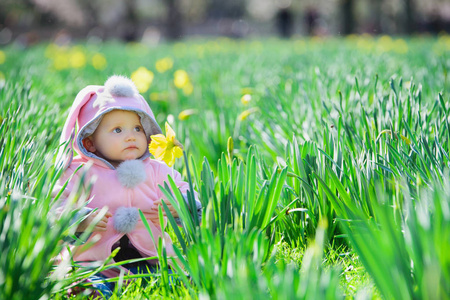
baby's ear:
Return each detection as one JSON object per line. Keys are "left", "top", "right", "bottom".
{"left": 82, "top": 137, "right": 96, "bottom": 153}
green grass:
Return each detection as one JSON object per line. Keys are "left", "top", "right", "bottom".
{"left": 1, "top": 35, "right": 449, "bottom": 299}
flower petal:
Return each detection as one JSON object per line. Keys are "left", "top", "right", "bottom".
{"left": 149, "top": 134, "right": 168, "bottom": 159}
{"left": 149, "top": 144, "right": 166, "bottom": 159}
{"left": 165, "top": 122, "right": 176, "bottom": 141}
{"left": 173, "top": 146, "right": 183, "bottom": 158}
{"left": 163, "top": 149, "right": 175, "bottom": 167}
{"left": 150, "top": 134, "right": 168, "bottom": 144}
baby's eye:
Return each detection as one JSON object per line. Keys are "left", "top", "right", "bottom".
{"left": 134, "top": 126, "right": 142, "bottom": 132}
{"left": 113, "top": 128, "right": 122, "bottom": 133}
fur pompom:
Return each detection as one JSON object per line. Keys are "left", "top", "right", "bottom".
{"left": 113, "top": 207, "right": 139, "bottom": 233}
{"left": 116, "top": 160, "right": 147, "bottom": 188}
{"left": 105, "top": 75, "right": 138, "bottom": 97}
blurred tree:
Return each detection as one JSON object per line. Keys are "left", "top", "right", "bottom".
{"left": 276, "top": 7, "right": 294, "bottom": 38}
{"left": 78, "top": 0, "right": 99, "bottom": 30}
{"left": 208, "top": 0, "right": 245, "bottom": 19}
{"left": 165, "top": 0, "right": 183, "bottom": 40}
{"left": 371, "top": 0, "right": 382, "bottom": 34}
{"left": 0, "top": 0, "right": 442, "bottom": 41}
{"left": 123, "top": 0, "right": 139, "bottom": 41}
{"left": 0, "top": 0, "right": 38, "bottom": 27}
{"left": 304, "top": 6, "right": 319, "bottom": 36}
{"left": 341, "top": 0, "right": 355, "bottom": 35}
{"left": 404, "top": 0, "right": 416, "bottom": 34}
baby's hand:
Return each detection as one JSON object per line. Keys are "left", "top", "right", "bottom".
{"left": 77, "top": 209, "right": 112, "bottom": 232}
{"left": 152, "top": 199, "right": 179, "bottom": 218}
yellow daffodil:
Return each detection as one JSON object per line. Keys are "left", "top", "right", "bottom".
{"left": 53, "top": 52, "right": 70, "bottom": 70}
{"left": 376, "top": 35, "right": 393, "bottom": 53}
{"left": 174, "top": 70, "right": 190, "bottom": 88}
{"left": 69, "top": 48, "right": 86, "bottom": 69}
{"left": 131, "top": 67, "right": 154, "bottom": 93}
{"left": 238, "top": 107, "right": 259, "bottom": 121}
{"left": 178, "top": 109, "right": 197, "bottom": 120}
{"left": 149, "top": 122, "right": 183, "bottom": 167}
{"left": 241, "top": 87, "right": 253, "bottom": 95}
{"left": 241, "top": 94, "right": 252, "bottom": 105}
{"left": 400, "top": 135, "right": 412, "bottom": 145}
{"left": 155, "top": 57, "right": 174, "bottom": 73}
{"left": 149, "top": 92, "right": 169, "bottom": 102}
{"left": 92, "top": 53, "right": 107, "bottom": 70}
{"left": 0, "top": 50, "right": 5, "bottom": 65}
{"left": 376, "top": 129, "right": 411, "bottom": 145}
{"left": 46, "top": 45, "right": 87, "bottom": 71}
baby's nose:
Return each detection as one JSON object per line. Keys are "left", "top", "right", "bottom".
{"left": 126, "top": 131, "right": 136, "bottom": 140}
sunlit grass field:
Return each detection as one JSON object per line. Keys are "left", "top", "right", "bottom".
{"left": 1, "top": 35, "right": 450, "bottom": 299}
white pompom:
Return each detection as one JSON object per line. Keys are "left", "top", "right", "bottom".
{"left": 114, "top": 207, "right": 139, "bottom": 233}
{"left": 116, "top": 160, "right": 147, "bottom": 188}
{"left": 104, "top": 75, "right": 138, "bottom": 97}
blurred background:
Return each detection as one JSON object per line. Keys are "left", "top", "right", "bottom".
{"left": 0, "top": 0, "right": 450, "bottom": 47}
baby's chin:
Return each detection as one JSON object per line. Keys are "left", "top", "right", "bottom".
{"left": 122, "top": 153, "right": 145, "bottom": 161}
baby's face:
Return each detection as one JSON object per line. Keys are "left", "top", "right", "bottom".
{"left": 87, "top": 110, "right": 148, "bottom": 166}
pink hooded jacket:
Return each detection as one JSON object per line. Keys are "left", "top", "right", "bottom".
{"left": 55, "top": 76, "right": 194, "bottom": 277}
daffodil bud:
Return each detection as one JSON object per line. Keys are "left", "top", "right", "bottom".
{"left": 178, "top": 109, "right": 198, "bottom": 121}
{"left": 227, "top": 136, "right": 234, "bottom": 164}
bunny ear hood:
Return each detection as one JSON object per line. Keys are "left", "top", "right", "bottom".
{"left": 57, "top": 75, "right": 162, "bottom": 169}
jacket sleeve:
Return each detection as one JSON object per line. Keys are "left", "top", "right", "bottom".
{"left": 51, "top": 165, "right": 93, "bottom": 244}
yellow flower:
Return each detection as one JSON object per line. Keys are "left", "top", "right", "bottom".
{"left": 69, "top": 48, "right": 86, "bottom": 68}
{"left": 377, "top": 35, "right": 393, "bottom": 53}
{"left": 241, "top": 94, "right": 252, "bottom": 105}
{"left": 92, "top": 53, "right": 107, "bottom": 70}
{"left": 0, "top": 50, "right": 5, "bottom": 64}
{"left": 376, "top": 129, "right": 411, "bottom": 145}
{"left": 149, "top": 92, "right": 169, "bottom": 102}
{"left": 149, "top": 122, "right": 183, "bottom": 167}
{"left": 238, "top": 107, "right": 259, "bottom": 121}
{"left": 131, "top": 67, "right": 154, "bottom": 93}
{"left": 155, "top": 57, "right": 174, "bottom": 73}
{"left": 53, "top": 52, "right": 70, "bottom": 70}
{"left": 174, "top": 70, "right": 190, "bottom": 88}
{"left": 400, "top": 134, "right": 411, "bottom": 145}
{"left": 178, "top": 109, "right": 197, "bottom": 120}
{"left": 241, "top": 87, "right": 253, "bottom": 94}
